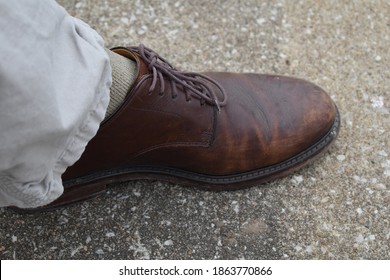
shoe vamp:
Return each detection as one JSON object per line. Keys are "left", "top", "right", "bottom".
{"left": 133, "top": 73, "right": 336, "bottom": 176}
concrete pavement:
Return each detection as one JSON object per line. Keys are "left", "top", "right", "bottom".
{"left": 1, "top": 0, "right": 389, "bottom": 259}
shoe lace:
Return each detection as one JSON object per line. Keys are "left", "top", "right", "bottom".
{"left": 128, "top": 44, "right": 227, "bottom": 111}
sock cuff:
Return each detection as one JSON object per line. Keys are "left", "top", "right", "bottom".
{"left": 105, "top": 49, "right": 137, "bottom": 119}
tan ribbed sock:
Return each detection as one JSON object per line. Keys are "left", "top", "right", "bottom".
{"left": 105, "top": 49, "right": 137, "bottom": 119}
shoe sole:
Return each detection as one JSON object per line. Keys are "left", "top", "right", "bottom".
{"left": 15, "top": 108, "right": 340, "bottom": 213}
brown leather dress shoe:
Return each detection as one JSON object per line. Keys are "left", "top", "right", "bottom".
{"left": 36, "top": 45, "right": 340, "bottom": 211}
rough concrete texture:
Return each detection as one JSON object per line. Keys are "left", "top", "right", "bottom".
{"left": 0, "top": 0, "right": 389, "bottom": 260}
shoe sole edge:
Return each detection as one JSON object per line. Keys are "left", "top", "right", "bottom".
{"left": 15, "top": 108, "right": 340, "bottom": 213}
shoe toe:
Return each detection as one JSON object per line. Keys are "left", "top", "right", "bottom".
{"left": 252, "top": 74, "right": 337, "bottom": 166}
{"left": 208, "top": 73, "right": 338, "bottom": 173}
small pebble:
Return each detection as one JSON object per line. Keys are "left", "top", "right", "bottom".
{"left": 374, "top": 183, "right": 386, "bottom": 190}
{"left": 337, "top": 155, "right": 346, "bottom": 161}
{"left": 378, "top": 150, "right": 388, "bottom": 157}
{"left": 356, "top": 235, "right": 364, "bottom": 243}
{"left": 294, "top": 245, "right": 302, "bottom": 252}
{"left": 96, "top": 249, "right": 104, "bottom": 255}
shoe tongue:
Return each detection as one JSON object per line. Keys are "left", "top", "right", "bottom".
{"left": 111, "top": 47, "right": 150, "bottom": 86}
{"left": 131, "top": 54, "right": 150, "bottom": 87}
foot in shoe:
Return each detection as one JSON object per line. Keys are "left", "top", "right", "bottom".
{"left": 34, "top": 44, "right": 341, "bottom": 211}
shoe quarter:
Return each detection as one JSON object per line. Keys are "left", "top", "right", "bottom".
{"left": 101, "top": 76, "right": 215, "bottom": 161}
